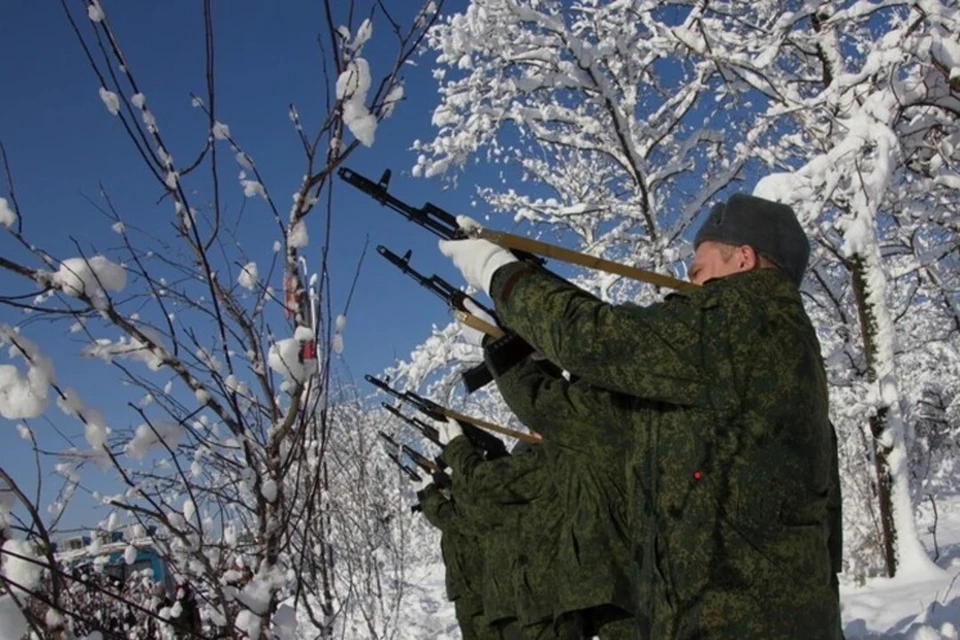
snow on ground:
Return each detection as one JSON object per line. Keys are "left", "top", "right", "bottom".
{"left": 395, "top": 558, "right": 461, "bottom": 640}
{"left": 843, "top": 495, "right": 960, "bottom": 639}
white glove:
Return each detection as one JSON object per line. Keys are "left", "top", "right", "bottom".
{"left": 458, "top": 299, "right": 499, "bottom": 347}
{"left": 438, "top": 238, "right": 517, "bottom": 296}
{"left": 439, "top": 417, "right": 464, "bottom": 445}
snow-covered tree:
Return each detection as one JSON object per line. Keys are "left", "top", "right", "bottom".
{"left": 0, "top": 1, "right": 441, "bottom": 638}
{"left": 396, "top": 0, "right": 959, "bottom": 581}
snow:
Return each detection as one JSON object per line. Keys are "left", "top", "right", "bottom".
{"left": 212, "top": 121, "right": 231, "bottom": 140}
{"left": 241, "top": 176, "right": 266, "bottom": 199}
{"left": 238, "top": 261, "right": 259, "bottom": 290}
{"left": 268, "top": 336, "right": 312, "bottom": 384}
{"left": 53, "top": 255, "right": 126, "bottom": 308}
{"left": 87, "top": 0, "right": 104, "bottom": 22}
{"left": 335, "top": 314, "right": 347, "bottom": 331}
{"left": 123, "top": 544, "right": 136, "bottom": 565}
{"left": 0, "top": 197, "right": 16, "bottom": 228}
{"left": 110, "top": 221, "right": 124, "bottom": 234}
{"left": 0, "top": 596, "right": 28, "bottom": 640}
{"left": 125, "top": 419, "right": 184, "bottom": 459}
{"left": 288, "top": 220, "right": 308, "bottom": 248}
{"left": 331, "top": 333, "right": 344, "bottom": 354}
{"left": 336, "top": 58, "right": 376, "bottom": 146}
{"left": 98, "top": 87, "right": 120, "bottom": 115}
{"left": 130, "top": 92, "right": 145, "bottom": 109}
{"left": 0, "top": 327, "right": 54, "bottom": 420}
{"left": 261, "top": 479, "right": 278, "bottom": 503}
{"left": 1, "top": 539, "right": 42, "bottom": 595}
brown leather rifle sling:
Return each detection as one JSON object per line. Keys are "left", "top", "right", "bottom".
{"left": 443, "top": 407, "right": 541, "bottom": 444}
{"left": 474, "top": 229, "right": 700, "bottom": 293}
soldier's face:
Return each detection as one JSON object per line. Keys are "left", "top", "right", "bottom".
{"left": 688, "top": 241, "right": 756, "bottom": 285}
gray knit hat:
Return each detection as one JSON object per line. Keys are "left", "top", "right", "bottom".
{"left": 693, "top": 193, "right": 810, "bottom": 286}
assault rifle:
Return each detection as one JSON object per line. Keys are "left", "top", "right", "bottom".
{"left": 340, "top": 167, "right": 695, "bottom": 288}
{"left": 367, "top": 375, "right": 538, "bottom": 458}
{"left": 383, "top": 402, "right": 442, "bottom": 449}
{"left": 377, "top": 245, "right": 503, "bottom": 391}
{"left": 342, "top": 167, "right": 548, "bottom": 387}
{"left": 384, "top": 449, "right": 421, "bottom": 484}
{"left": 378, "top": 431, "right": 451, "bottom": 490}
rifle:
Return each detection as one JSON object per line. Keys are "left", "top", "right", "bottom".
{"left": 379, "top": 431, "right": 452, "bottom": 490}
{"left": 377, "top": 246, "right": 505, "bottom": 391}
{"left": 367, "top": 375, "right": 538, "bottom": 457}
{"left": 342, "top": 167, "right": 545, "bottom": 387}
{"left": 340, "top": 167, "right": 696, "bottom": 288}
{"left": 383, "top": 402, "right": 442, "bottom": 448}
{"left": 384, "top": 449, "right": 422, "bottom": 483}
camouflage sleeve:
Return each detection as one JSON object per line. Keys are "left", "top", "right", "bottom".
{"left": 444, "top": 436, "right": 544, "bottom": 504}
{"left": 487, "top": 352, "right": 628, "bottom": 455}
{"left": 489, "top": 263, "right": 710, "bottom": 405}
{"left": 418, "top": 484, "right": 458, "bottom": 532}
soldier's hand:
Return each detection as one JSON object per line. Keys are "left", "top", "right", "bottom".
{"left": 458, "top": 299, "right": 499, "bottom": 347}
{"left": 438, "top": 237, "right": 517, "bottom": 296}
{"left": 439, "top": 417, "right": 464, "bottom": 445}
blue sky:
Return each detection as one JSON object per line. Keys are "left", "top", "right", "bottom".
{"left": 0, "top": 0, "right": 477, "bottom": 530}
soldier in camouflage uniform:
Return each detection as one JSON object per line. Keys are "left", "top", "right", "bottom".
{"left": 417, "top": 479, "right": 496, "bottom": 640}
{"left": 440, "top": 194, "right": 844, "bottom": 639}
{"left": 479, "top": 351, "right": 635, "bottom": 639}
{"left": 440, "top": 429, "right": 577, "bottom": 639}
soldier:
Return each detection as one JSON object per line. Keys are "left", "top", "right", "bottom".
{"left": 439, "top": 194, "right": 843, "bottom": 639}
{"left": 472, "top": 349, "right": 636, "bottom": 639}
{"left": 416, "top": 475, "right": 493, "bottom": 640}
{"left": 439, "top": 425, "right": 575, "bottom": 639}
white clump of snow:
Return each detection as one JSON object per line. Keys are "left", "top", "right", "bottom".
{"left": 87, "top": 0, "right": 104, "bottom": 22}
{"left": 236, "top": 609, "right": 261, "bottom": 638}
{"left": 53, "top": 255, "right": 126, "bottom": 309}
{"left": 288, "top": 220, "right": 308, "bottom": 248}
{"left": 293, "top": 326, "right": 314, "bottom": 342}
{"left": 238, "top": 262, "right": 258, "bottom": 290}
{"left": 98, "top": 87, "right": 120, "bottom": 115}
{"left": 1, "top": 539, "right": 42, "bottom": 595}
{"left": 241, "top": 177, "right": 266, "bottom": 199}
{"left": 183, "top": 498, "right": 196, "bottom": 522}
{"left": 0, "top": 596, "right": 28, "bottom": 640}
{"left": 272, "top": 603, "right": 298, "bottom": 640}
{"left": 331, "top": 333, "right": 344, "bottom": 355}
{"left": 111, "top": 221, "right": 125, "bottom": 234}
{"left": 261, "top": 479, "right": 278, "bottom": 503}
{"left": 272, "top": 240, "right": 282, "bottom": 253}
{"left": 131, "top": 92, "right": 146, "bottom": 109}
{"left": 0, "top": 197, "right": 17, "bottom": 228}
{"left": 335, "top": 314, "right": 347, "bottom": 331}
{"left": 123, "top": 544, "right": 137, "bottom": 565}
{"left": 212, "top": 121, "right": 231, "bottom": 140}
{"left": 125, "top": 420, "right": 184, "bottom": 459}
{"left": 81, "top": 326, "right": 167, "bottom": 371}
{"left": 336, "top": 57, "right": 376, "bottom": 146}
{"left": 0, "top": 326, "right": 54, "bottom": 420}
{"left": 268, "top": 337, "right": 310, "bottom": 384}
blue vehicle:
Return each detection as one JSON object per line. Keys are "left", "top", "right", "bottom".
{"left": 54, "top": 529, "right": 174, "bottom": 595}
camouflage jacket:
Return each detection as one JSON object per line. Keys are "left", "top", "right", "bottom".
{"left": 491, "top": 264, "right": 843, "bottom": 640}
{"left": 418, "top": 484, "right": 485, "bottom": 613}
{"left": 484, "top": 351, "right": 634, "bottom": 621}
{"left": 444, "top": 436, "right": 562, "bottom": 626}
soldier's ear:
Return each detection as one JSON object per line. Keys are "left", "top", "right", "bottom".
{"left": 737, "top": 245, "right": 759, "bottom": 271}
